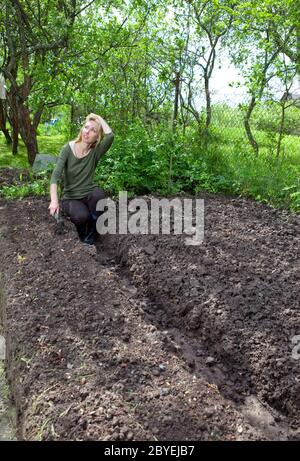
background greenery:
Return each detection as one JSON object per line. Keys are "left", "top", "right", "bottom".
{"left": 0, "top": 0, "right": 299, "bottom": 212}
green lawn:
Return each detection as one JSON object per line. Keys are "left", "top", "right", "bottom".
{"left": 0, "top": 134, "right": 66, "bottom": 169}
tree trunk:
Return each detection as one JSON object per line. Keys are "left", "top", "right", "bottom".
{"left": 204, "top": 73, "right": 212, "bottom": 131}
{"left": 244, "top": 95, "right": 259, "bottom": 154}
{"left": 7, "top": 94, "right": 19, "bottom": 154}
{"left": 277, "top": 101, "right": 286, "bottom": 157}
{"left": 70, "top": 102, "right": 77, "bottom": 137}
{"left": 0, "top": 99, "right": 12, "bottom": 144}
{"left": 172, "top": 71, "right": 180, "bottom": 132}
{"left": 18, "top": 105, "right": 39, "bottom": 166}
{"left": 11, "top": 118, "right": 19, "bottom": 154}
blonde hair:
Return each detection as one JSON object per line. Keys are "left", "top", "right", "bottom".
{"left": 75, "top": 113, "right": 104, "bottom": 146}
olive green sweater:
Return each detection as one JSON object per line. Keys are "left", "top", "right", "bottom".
{"left": 50, "top": 132, "right": 114, "bottom": 199}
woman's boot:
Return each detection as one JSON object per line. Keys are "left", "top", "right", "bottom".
{"left": 83, "top": 213, "right": 98, "bottom": 245}
{"left": 75, "top": 223, "right": 87, "bottom": 241}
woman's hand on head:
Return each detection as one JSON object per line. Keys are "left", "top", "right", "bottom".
{"left": 48, "top": 200, "right": 59, "bottom": 216}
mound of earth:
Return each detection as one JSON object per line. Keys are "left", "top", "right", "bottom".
{"left": 0, "top": 174, "right": 299, "bottom": 440}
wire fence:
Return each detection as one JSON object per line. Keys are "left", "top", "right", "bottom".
{"left": 209, "top": 100, "right": 300, "bottom": 158}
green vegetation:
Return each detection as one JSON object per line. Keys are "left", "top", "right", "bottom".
{"left": 0, "top": 135, "right": 67, "bottom": 169}
{"left": 1, "top": 109, "right": 299, "bottom": 212}
{"left": 0, "top": 0, "right": 299, "bottom": 212}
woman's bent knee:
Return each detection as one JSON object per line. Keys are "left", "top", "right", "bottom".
{"left": 61, "top": 199, "right": 90, "bottom": 225}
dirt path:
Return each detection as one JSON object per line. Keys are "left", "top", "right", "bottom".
{"left": 0, "top": 323, "right": 16, "bottom": 440}
{"left": 0, "top": 187, "right": 299, "bottom": 440}
{"left": 0, "top": 359, "right": 16, "bottom": 441}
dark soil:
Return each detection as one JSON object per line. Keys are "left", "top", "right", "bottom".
{"left": 0, "top": 171, "right": 299, "bottom": 441}
{"left": 0, "top": 168, "right": 31, "bottom": 189}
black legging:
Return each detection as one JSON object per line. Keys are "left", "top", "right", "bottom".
{"left": 61, "top": 187, "right": 106, "bottom": 226}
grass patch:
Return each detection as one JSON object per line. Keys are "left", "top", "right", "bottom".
{"left": 0, "top": 134, "right": 66, "bottom": 169}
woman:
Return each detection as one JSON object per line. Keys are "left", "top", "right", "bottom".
{"left": 48, "top": 113, "right": 114, "bottom": 245}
